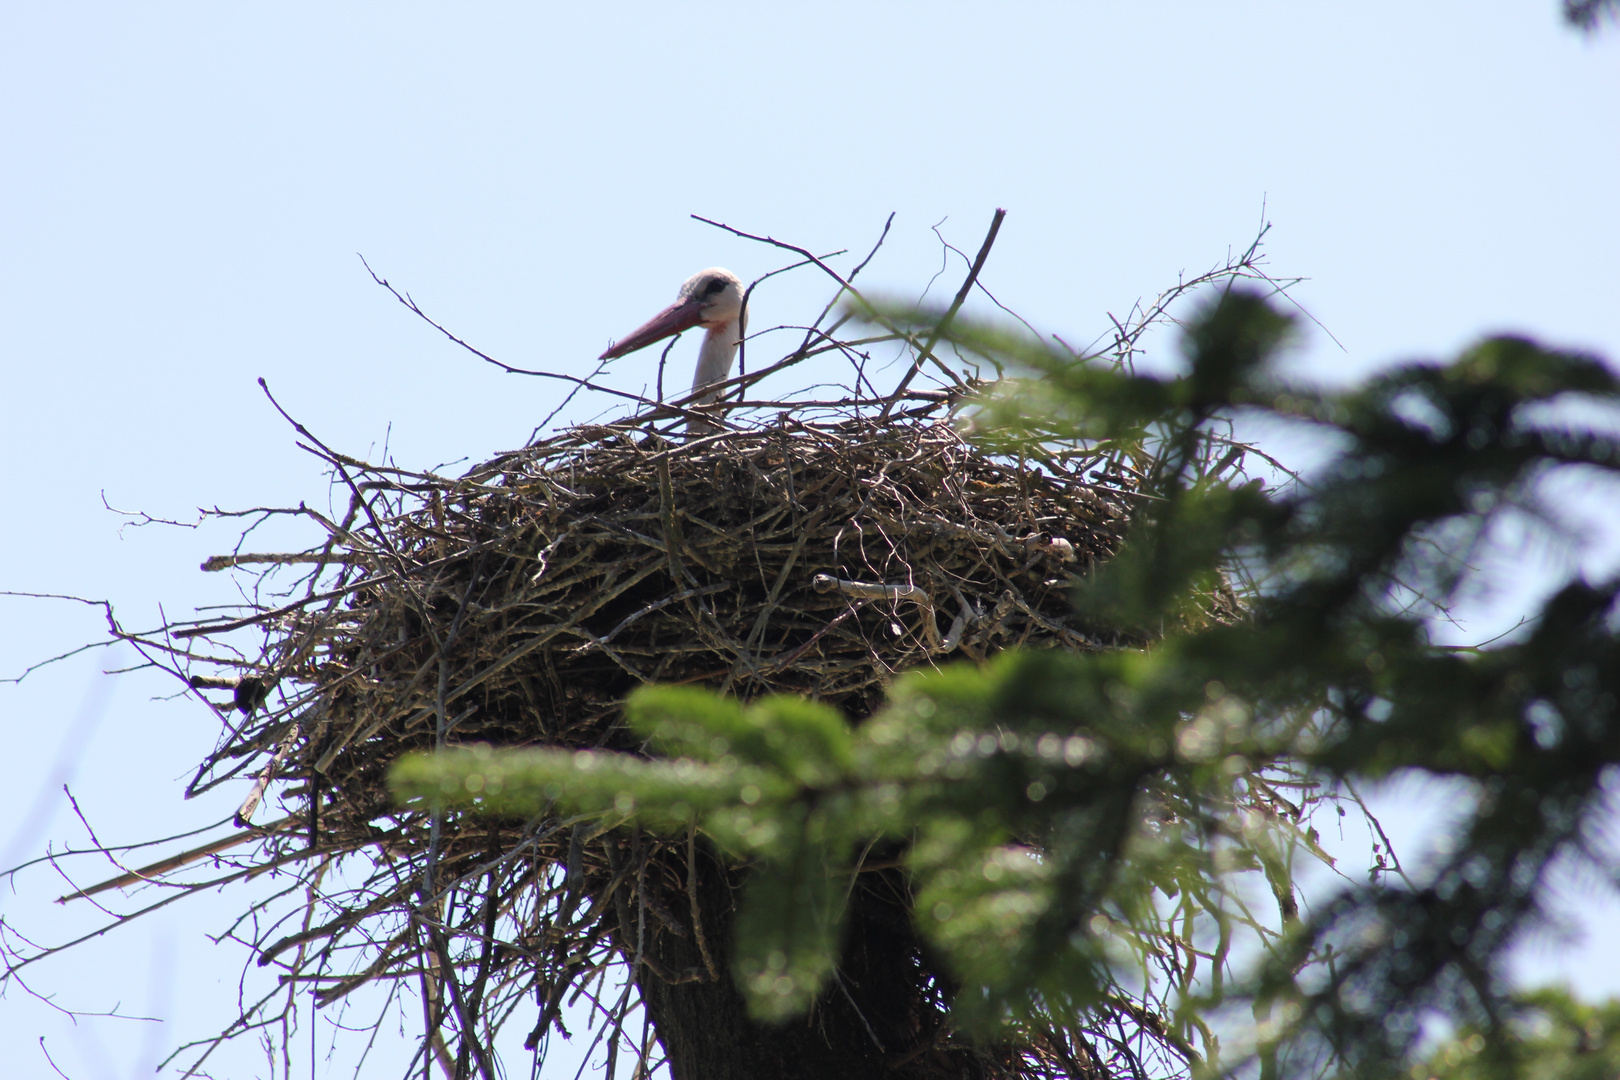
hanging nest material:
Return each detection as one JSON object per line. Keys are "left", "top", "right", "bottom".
{"left": 54, "top": 220, "right": 1279, "bottom": 1079}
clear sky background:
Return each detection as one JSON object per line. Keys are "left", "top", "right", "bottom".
{"left": 2, "top": 4, "right": 1617, "bottom": 1078}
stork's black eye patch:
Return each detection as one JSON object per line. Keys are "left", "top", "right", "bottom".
{"left": 704, "top": 278, "right": 727, "bottom": 296}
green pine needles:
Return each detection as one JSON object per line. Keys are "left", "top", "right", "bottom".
{"left": 394, "top": 289, "right": 1620, "bottom": 1078}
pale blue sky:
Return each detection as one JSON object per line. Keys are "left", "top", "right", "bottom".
{"left": 3, "top": 4, "right": 1617, "bottom": 1077}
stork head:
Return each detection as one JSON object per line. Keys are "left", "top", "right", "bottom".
{"left": 599, "top": 268, "right": 745, "bottom": 360}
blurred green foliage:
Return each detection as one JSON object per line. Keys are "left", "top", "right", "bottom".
{"left": 1412, "top": 990, "right": 1620, "bottom": 1080}
{"left": 392, "top": 289, "right": 1620, "bottom": 1077}
{"left": 1565, "top": 0, "right": 1620, "bottom": 32}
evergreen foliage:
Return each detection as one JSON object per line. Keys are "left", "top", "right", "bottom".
{"left": 1414, "top": 989, "right": 1620, "bottom": 1079}
{"left": 394, "top": 289, "right": 1620, "bottom": 1077}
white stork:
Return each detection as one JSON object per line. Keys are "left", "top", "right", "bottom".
{"left": 599, "top": 268, "right": 746, "bottom": 404}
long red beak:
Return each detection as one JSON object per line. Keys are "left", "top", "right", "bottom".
{"left": 599, "top": 296, "right": 706, "bottom": 360}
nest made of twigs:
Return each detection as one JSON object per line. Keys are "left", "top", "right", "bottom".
{"left": 156, "top": 404, "right": 1240, "bottom": 1077}
{"left": 43, "top": 215, "right": 1301, "bottom": 1077}
{"left": 251, "top": 415, "right": 1146, "bottom": 833}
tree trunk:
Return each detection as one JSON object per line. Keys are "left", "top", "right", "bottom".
{"left": 631, "top": 842, "right": 988, "bottom": 1080}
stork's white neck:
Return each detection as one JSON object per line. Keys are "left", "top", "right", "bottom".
{"left": 691, "top": 316, "right": 742, "bottom": 403}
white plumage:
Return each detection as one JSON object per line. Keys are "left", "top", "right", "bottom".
{"left": 599, "top": 268, "right": 746, "bottom": 404}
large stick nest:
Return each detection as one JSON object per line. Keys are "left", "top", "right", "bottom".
{"left": 301, "top": 417, "right": 1139, "bottom": 821}
{"left": 192, "top": 410, "right": 1156, "bottom": 861}
{"left": 56, "top": 221, "right": 1281, "bottom": 1077}
{"left": 165, "top": 408, "right": 1187, "bottom": 1072}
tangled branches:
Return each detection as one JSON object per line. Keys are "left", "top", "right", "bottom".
{"left": 6, "top": 213, "right": 1309, "bottom": 1079}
